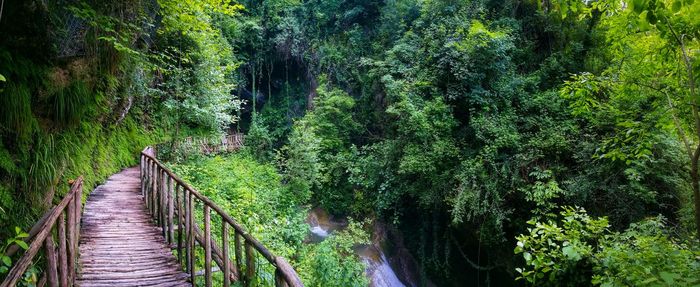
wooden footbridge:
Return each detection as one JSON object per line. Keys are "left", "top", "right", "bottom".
{"left": 0, "top": 141, "right": 302, "bottom": 286}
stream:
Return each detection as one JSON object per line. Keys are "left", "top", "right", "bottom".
{"left": 307, "top": 208, "right": 412, "bottom": 287}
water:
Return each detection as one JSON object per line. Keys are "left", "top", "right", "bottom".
{"left": 306, "top": 208, "right": 411, "bottom": 287}
{"left": 358, "top": 246, "right": 407, "bottom": 287}
{"left": 307, "top": 208, "right": 335, "bottom": 242}
{"left": 310, "top": 224, "right": 330, "bottom": 238}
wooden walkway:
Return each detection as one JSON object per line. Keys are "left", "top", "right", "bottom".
{"left": 76, "top": 167, "right": 190, "bottom": 287}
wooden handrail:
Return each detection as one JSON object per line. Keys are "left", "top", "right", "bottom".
{"left": 0, "top": 177, "right": 83, "bottom": 287}
{"left": 140, "top": 147, "right": 304, "bottom": 287}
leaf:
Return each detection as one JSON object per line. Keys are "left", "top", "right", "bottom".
{"left": 562, "top": 245, "right": 581, "bottom": 261}
{"left": 638, "top": 11, "right": 651, "bottom": 31}
{"left": 0, "top": 74, "right": 5, "bottom": 82}
{"left": 672, "top": 0, "right": 682, "bottom": 12}
{"left": 523, "top": 252, "right": 532, "bottom": 261}
{"left": 659, "top": 272, "right": 678, "bottom": 284}
{"left": 632, "top": 0, "right": 646, "bottom": 13}
{"left": 1, "top": 256, "right": 10, "bottom": 266}
{"left": 15, "top": 240, "right": 29, "bottom": 250}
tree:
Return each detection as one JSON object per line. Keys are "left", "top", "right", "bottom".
{"left": 558, "top": 0, "right": 700, "bottom": 238}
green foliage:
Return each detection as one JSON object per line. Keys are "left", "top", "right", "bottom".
{"left": 235, "top": 1, "right": 698, "bottom": 284}
{"left": 301, "top": 220, "right": 370, "bottom": 287}
{"left": 515, "top": 207, "right": 609, "bottom": 285}
{"left": 0, "top": 227, "right": 29, "bottom": 274}
{"left": 157, "top": 0, "right": 244, "bottom": 131}
{"left": 516, "top": 208, "right": 700, "bottom": 286}
{"left": 168, "top": 153, "right": 369, "bottom": 286}
{"left": 68, "top": 3, "right": 145, "bottom": 58}
{"left": 280, "top": 76, "right": 362, "bottom": 214}
{"left": 593, "top": 219, "right": 700, "bottom": 286}
{"left": 1, "top": 0, "right": 698, "bottom": 285}
{"left": 245, "top": 116, "right": 275, "bottom": 162}
{"left": 0, "top": 82, "right": 37, "bottom": 141}
{"left": 278, "top": 119, "right": 321, "bottom": 206}
{"left": 170, "top": 154, "right": 307, "bottom": 250}
{"left": 0, "top": 73, "right": 5, "bottom": 93}
{"left": 48, "top": 80, "right": 92, "bottom": 126}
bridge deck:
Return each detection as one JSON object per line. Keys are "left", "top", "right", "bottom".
{"left": 77, "top": 167, "right": 190, "bottom": 287}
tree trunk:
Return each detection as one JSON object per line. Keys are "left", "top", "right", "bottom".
{"left": 267, "top": 60, "right": 273, "bottom": 105}
{"left": 692, "top": 146, "right": 700, "bottom": 239}
{"left": 251, "top": 62, "right": 256, "bottom": 115}
{"left": 307, "top": 75, "right": 318, "bottom": 111}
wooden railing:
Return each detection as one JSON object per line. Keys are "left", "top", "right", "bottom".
{"left": 0, "top": 177, "right": 84, "bottom": 287}
{"left": 140, "top": 147, "right": 303, "bottom": 287}
{"left": 157, "top": 133, "right": 245, "bottom": 158}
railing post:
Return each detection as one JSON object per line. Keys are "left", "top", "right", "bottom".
{"left": 57, "top": 213, "right": 68, "bottom": 287}
{"left": 245, "top": 241, "right": 255, "bottom": 287}
{"left": 168, "top": 176, "right": 175, "bottom": 244}
{"left": 66, "top": 194, "right": 76, "bottom": 285}
{"left": 223, "top": 222, "right": 230, "bottom": 287}
{"left": 188, "top": 193, "right": 196, "bottom": 284}
{"left": 176, "top": 184, "right": 183, "bottom": 265}
{"left": 45, "top": 235, "right": 58, "bottom": 287}
{"left": 275, "top": 267, "right": 285, "bottom": 287}
{"left": 140, "top": 155, "right": 145, "bottom": 197}
{"left": 143, "top": 159, "right": 148, "bottom": 209}
{"left": 73, "top": 181, "right": 82, "bottom": 284}
{"left": 146, "top": 160, "right": 151, "bottom": 212}
{"left": 204, "top": 205, "right": 212, "bottom": 287}
{"left": 151, "top": 162, "right": 157, "bottom": 217}
{"left": 184, "top": 189, "right": 190, "bottom": 273}
{"left": 160, "top": 170, "right": 167, "bottom": 238}
{"left": 235, "top": 232, "right": 243, "bottom": 284}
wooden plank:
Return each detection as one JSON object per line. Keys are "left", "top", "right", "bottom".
{"left": 57, "top": 213, "right": 68, "bottom": 287}
{"left": 76, "top": 168, "right": 189, "bottom": 286}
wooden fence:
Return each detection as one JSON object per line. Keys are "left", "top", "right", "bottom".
{"left": 157, "top": 134, "right": 245, "bottom": 158}
{"left": 140, "top": 147, "right": 303, "bottom": 287}
{"left": 0, "top": 178, "right": 84, "bottom": 287}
